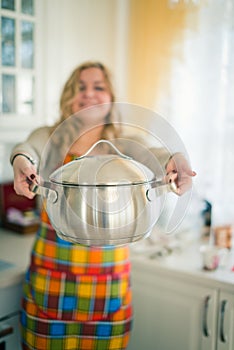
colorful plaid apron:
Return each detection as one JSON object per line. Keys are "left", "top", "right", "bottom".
{"left": 20, "top": 155, "right": 133, "bottom": 350}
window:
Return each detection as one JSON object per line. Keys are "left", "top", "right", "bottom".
{"left": 127, "top": 0, "right": 234, "bottom": 226}
{"left": 0, "top": 0, "right": 35, "bottom": 117}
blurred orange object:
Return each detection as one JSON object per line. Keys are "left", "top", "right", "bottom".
{"left": 214, "top": 225, "right": 233, "bottom": 250}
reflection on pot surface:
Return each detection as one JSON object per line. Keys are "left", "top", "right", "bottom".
{"left": 31, "top": 140, "right": 177, "bottom": 246}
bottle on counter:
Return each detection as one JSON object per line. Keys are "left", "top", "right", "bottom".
{"left": 201, "top": 199, "right": 212, "bottom": 241}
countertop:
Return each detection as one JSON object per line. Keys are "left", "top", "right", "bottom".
{"left": 1, "top": 227, "right": 234, "bottom": 291}
{"left": 130, "top": 238, "right": 234, "bottom": 293}
{"left": 0, "top": 228, "right": 35, "bottom": 288}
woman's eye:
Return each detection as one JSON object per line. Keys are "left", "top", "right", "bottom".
{"left": 78, "top": 85, "right": 106, "bottom": 92}
{"left": 95, "top": 86, "right": 105, "bottom": 91}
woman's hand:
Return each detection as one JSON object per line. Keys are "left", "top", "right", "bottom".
{"left": 12, "top": 155, "right": 38, "bottom": 199}
{"left": 165, "top": 153, "right": 196, "bottom": 195}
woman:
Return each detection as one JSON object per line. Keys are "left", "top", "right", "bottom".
{"left": 11, "top": 61, "right": 196, "bottom": 350}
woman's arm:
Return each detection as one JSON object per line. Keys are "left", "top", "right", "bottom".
{"left": 116, "top": 136, "right": 196, "bottom": 195}
{"left": 10, "top": 127, "right": 51, "bottom": 198}
{"left": 10, "top": 126, "right": 51, "bottom": 166}
{"left": 165, "top": 152, "right": 196, "bottom": 195}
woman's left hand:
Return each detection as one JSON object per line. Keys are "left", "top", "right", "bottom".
{"left": 165, "top": 153, "right": 196, "bottom": 195}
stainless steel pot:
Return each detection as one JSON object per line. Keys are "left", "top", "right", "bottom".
{"left": 31, "top": 140, "right": 177, "bottom": 246}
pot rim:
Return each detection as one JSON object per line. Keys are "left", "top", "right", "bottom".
{"left": 49, "top": 177, "right": 157, "bottom": 187}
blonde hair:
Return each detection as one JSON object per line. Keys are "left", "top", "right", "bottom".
{"left": 54, "top": 61, "right": 120, "bottom": 139}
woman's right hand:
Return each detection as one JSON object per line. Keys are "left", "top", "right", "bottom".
{"left": 12, "top": 155, "right": 38, "bottom": 199}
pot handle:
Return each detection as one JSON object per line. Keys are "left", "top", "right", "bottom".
{"left": 146, "top": 180, "right": 178, "bottom": 201}
{"left": 76, "top": 139, "right": 132, "bottom": 160}
{"left": 30, "top": 182, "right": 58, "bottom": 203}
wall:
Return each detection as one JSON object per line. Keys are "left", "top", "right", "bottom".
{"left": 42, "top": 0, "right": 128, "bottom": 124}
{"left": 41, "top": 0, "right": 131, "bottom": 125}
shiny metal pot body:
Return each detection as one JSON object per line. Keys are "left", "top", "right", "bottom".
{"left": 32, "top": 140, "right": 175, "bottom": 246}
{"left": 45, "top": 182, "right": 163, "bottom": 246}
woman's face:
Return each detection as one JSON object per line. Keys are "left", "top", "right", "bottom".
{"left": 71, "top": 67, "right": 112, "bottom": 114}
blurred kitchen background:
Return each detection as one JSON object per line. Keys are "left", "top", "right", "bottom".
{"left": 0, "top": 0, "right": 234, "bottom": 229}
{"left": 1, "top": 2, "right": 234, "bottom": 350}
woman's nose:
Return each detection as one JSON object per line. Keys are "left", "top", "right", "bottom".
{"left": 84, "top": 86, "right": 94, "bottom": 97}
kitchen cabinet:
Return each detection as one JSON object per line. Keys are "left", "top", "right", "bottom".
{"left": 0, "top": 229, "right": 35, "bottom": 349}
{"left": 0, "top": 270, "right": 23, "bottom": 350}
{"left": 127, "top": 254, "right": 234, "bottom": 350}
{"left": 216, "top": 291, "right": 234, "bottom": 350}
